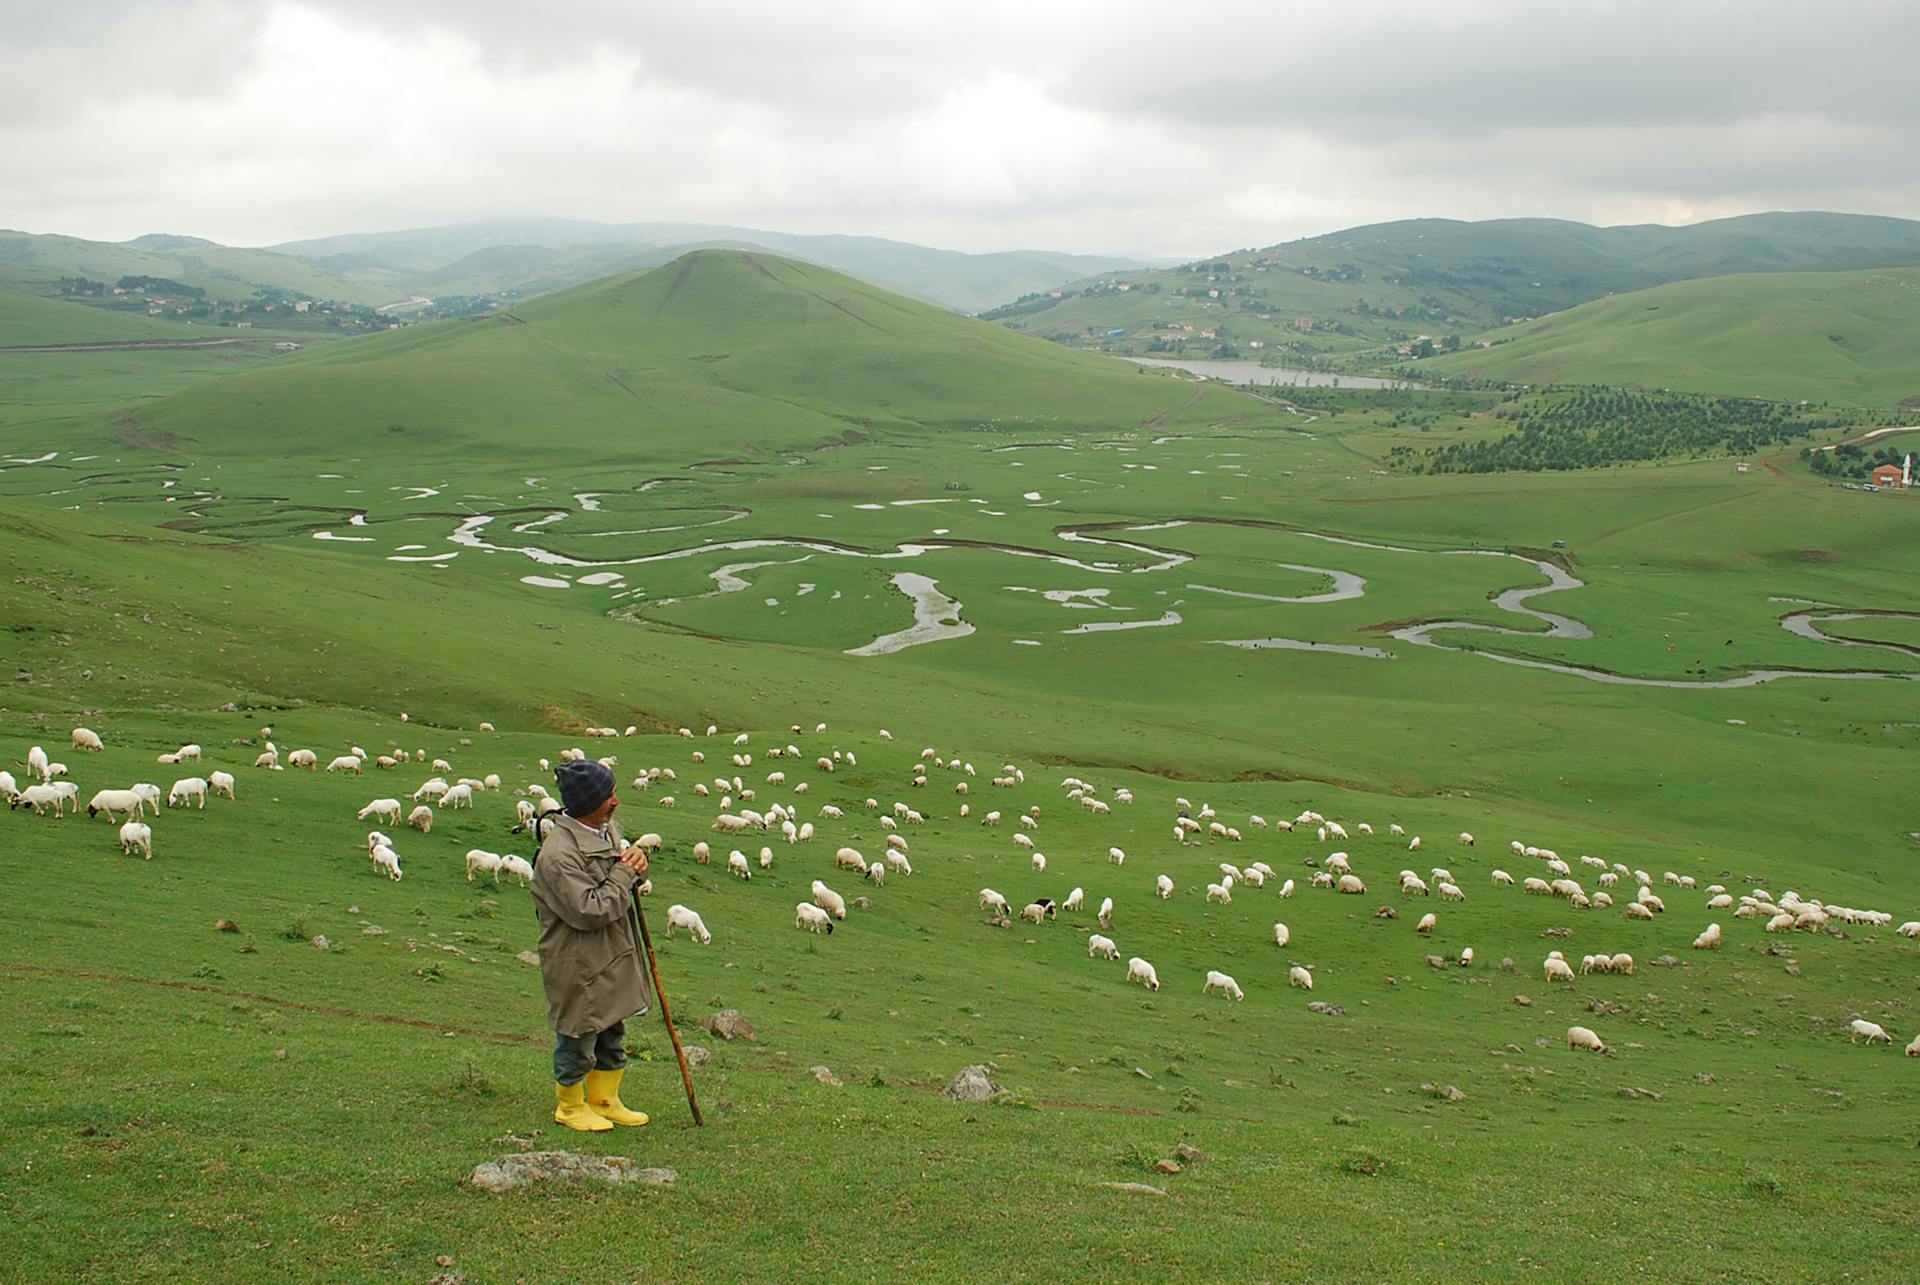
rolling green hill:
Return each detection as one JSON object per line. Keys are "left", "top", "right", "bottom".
{"left": 0, "top": 280, "right": 218, "bottom": 346}
{"left": 998, "top": 211, "right": 1920, "bottom": 366}
{"left": 132, "top": 249, "right": 1239, "bottom": 462}
{"left": 272, "top": 218, "right": 1161, "bottom": 313}
{"left": 1426, "top": 268, "right": 1920, "bottom": 406}
{"left": 0, "top": 229, "right": 394, "bottom": 307}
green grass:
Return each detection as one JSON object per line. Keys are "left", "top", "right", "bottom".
{"left": 2, "top": 250, "right": 1918, "bottom": 1280}
{"left": 1429, "top": 269, "right": 1920, "bottom": 407}
{"left": 0, "top": 230, "right": 393, "bottom": 306}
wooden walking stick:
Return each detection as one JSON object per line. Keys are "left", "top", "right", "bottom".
{"left": 630, "top": 895, "right": 703, "bottom": 1126}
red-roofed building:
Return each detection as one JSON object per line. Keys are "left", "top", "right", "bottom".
{"left": 1870, "top": 464, "right": 1904, "bottom": 488}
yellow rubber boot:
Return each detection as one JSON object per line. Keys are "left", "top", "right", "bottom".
{"left": 554, "top": 1079, "right": 613, "bottom": 1132}
{"left": 584, "top": 1067, "right": 650, "bottom": 1127}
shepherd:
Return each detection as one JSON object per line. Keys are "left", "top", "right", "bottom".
{"left": 530, "top": 759, "right": 654, "bottom": 1131}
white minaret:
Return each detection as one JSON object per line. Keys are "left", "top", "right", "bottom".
{"left": 1904, "top": 453, "right": 1912, "bottom": 489}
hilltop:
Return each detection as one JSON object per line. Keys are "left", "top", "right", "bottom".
{"left": 992, "top": 211, "right": 1920, "bottom": 365}
{"left": 0, "top": 228, "right": 391, "bottom": 308}
{"left": 1426, "top": 267, "right": 1920, "bottom": 407}
{"left": 128, "top": 249, "right": 1241, "bottom": 463}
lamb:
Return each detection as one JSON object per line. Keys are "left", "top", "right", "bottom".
{"left": 865, "top": 861, "right": 886, "bottom": 887}
{"left": 499, "top": 855, "right": 534, "bottom": 886}
{"left": 729, "top": 851, "right": 753, "bottom": 880}
{"left": 407, "top": 805, "right": 434, "bottom": 833}
{"left": 1098, "top": 896, "right": 1114, "bottom": 929}
{"left": 794, "top": 902, "right": 835, "bottom": 932}
{"left": 1203, "top": 970, "right": 1244, "bottom": 1001}
{"left": 27, "top": 746, "right": 50, "bottom": 781}
{"left": 1020, "top": 901, "right": 1050, "bottom": 925}
{"left": 438, "top": 783, "right": 474, "bottom": 810}
{"left": 118, "top": 819, "right": 153, "bottom": 859}
{"left": 167, "top": 777, "right": 209, "bottom": 809}
{"left": 1693, "top": 923, "right": 1722, "bottom": 949}
{"left": 1416, "top": 912, "right": 1437, "bottom": 933}
{"left": 1272, "top": 922, "right": 1290, "bottom": 948}
{"left": 1087, "top": 933, "right": 1121, "bottom": 960}
{"left": 1848, "top": 1019, "right": 1892, "bottom": 1045}
{"left": 1288, "top": 964, "right": 1314, "bottom": 991}
{"left": 811, "top": 880, "right": 847, "bottom": 920}
{"left": 358, "top": 798, "right": 403, "bottom": 825}
{"left": 325, "top": 754, "right": 364, "bottom": 775}
{"left": 835, "top": 846, "right": 868, "bottom": 873}
{"left": 465, "top": 848, "right": 504, "bottom": 882}
{"left": 1205, "top": 881, "right": 1233, "bottom": 905}
{"left": 1126, "top": 957, "right": 1161, "bottom": 991}
{"left": 1156, "top": 874, "right": 1175, "bottom": 900}
{"left": 1063, "top": 886, "right": 1084, "bottom": 912}
{"left": 71, "top": 727, "right": 104, "bottom": 752}
{"left": 371, "top": 844, "right": 403, "bottom": 881}
{"left": 666, "top": 904, "right": 713, "bottom": 944}
{"left": 1566, "top": 1026, "right": 1606, "bottom": 1053}
{"left": 86, "top": 789, "right": 146, "bottom": 822}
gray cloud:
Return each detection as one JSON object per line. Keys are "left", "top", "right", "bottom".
{"left": 0, "top": 0, "right": 1914, "bottom": 257}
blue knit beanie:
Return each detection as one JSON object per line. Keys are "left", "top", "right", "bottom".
{"left": 556, "top": 759, "right": 615, "bottom": 817}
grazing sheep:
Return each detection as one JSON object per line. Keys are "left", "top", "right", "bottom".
{"left": 1544, "top": 957, "right": 1577, "bottom": 982}
{"left": 728, "top": 851, "right": 753, "bottom": 880}
{"left": 1087, "top": 933, "right": 1120, "bottom": 960}
{"left": 1336, "top": 874, "right": 1366, "bottom": 895}
{"left": 795, "top": 902, "right": 835, "bottom": 935}
{"left": 811, "top": 880, "right": 847, "bottom": 920}
{"left": 1566, "top": 1026, "right": 1606, "bottom": 1053}
{"left": 1020, "top": 901, "right": 1050, "bottom": 925}
{"left": 1407, "top": 836, "right": 1421, "bottom": 852}
{"left": 1108, "top": 846, "right": 1126, "bottom": 866}
{"left": 1063, "top": 887, "right": 1084, "bottom": 912}
{"left": 1706, "top": 893, "right": 1734, "bottom": 910}
{"left": 1764, "top": 912, "right": 1796, "bottom": 932}
{"left": 85, "top": 789, "right": 146, "bottom": 822}
{"left": 1272, "top": 922, "right": 1290, "bottom": 948}
{"left": 885, "top": 850, "right": 911, "bottom": 876}
{"left": 1438, "top": 882, "right": 1464, "bottom": 902}
{"left": 836, "top": 846, "right": 868, "bottom": 873}
{"left": 465, "top": 848, "right": 504, "bottom": 882}
{"left": 666, "top": 904, "right": 713, "bottom": 944}
{"left": 1278, "top": 878, "right": 1295, "bottom": 898}
{"left": 1031, "top": 852, "right": 1047, "bottom": 872}
{"left": 1693, "top": 923, "right": 1722, "bottom": 949}
{"left": 1458, "top": 832, "right": 1475, "bottom": 846}
{"left": 174, "top": 744, "right": 203, "bottom": 763}
{"left": 1894, "top": 921, "right": 1920, "bottom": 938}
{"left": 1416, "top": 912, "right": 1437, "bottom": 934}
{"left": 26, "top": 746, "right": 50, "bottom": 781}
{"left": 498, "top": 855, "right": 534, "bottom": 886}
{"left": 1203, "top": 970, "right": 1244, "bottom": 1001}
{"left": 325, "top": 754, "right": 364, "bottom": 775}
{"left": 371, "top": 844, "right": 403, "bottom": 881}
{"left": 167, "top": 778, "right": 209, "bottom": 809}
{"left": 1610, "top": 953, "right": 1634, "bottom": 975}
{"left": 979, "top": 888, "right": 1010, "bottom": 915}
{"left": 1906, "top": 1034, "right": 1920, "bottom": 1057}
{"left": 1205, "top": 881, "right": 1232, "bottom": 905}
{"left": 358, "top": 798, "right": 403, "bottom": 825}
{"left": 1126, "top": 957, "right": 1161, "bottom": 992}
{"left": 438, "top": 783, "right": 474, "bottom": 810}
{"left": 1288, "top": 965, "right": 1313, "bottom": 991}
{"left": 1849, "top": 1019, "right": 1892, "bottom": 1045}
{"left": 12, "top": 783, "right": 71, "bottom": 815}
{"left": 71, "top": 728, "right": 104, "bottom": 752}
{"left": 118, "top": 820, "right": 153, "bottom": 859}
{"left": 1156, "top": 874, "right": 1174, "bottom": 900}
{"left": 410, "top": 778, "right": 449, "bottom": 802}
{"left": 407, "top": 805, "right": 434, "bottom": 833}
{"left": 1459, "top": 947, "right": 1474, "bottom": 966}
{"left": 1098, "top": 897, "right": 1114, "bottom": 929}
{"left": 866, "top": 861, "right": 886, "bottom": 887}
{"left": 3, "top": 769, "right": 25, "bottom": 801}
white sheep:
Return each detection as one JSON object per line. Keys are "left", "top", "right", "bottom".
{"left": 465, "top": 848, "right": 504, "bottom": 882}
{"left": 1610, "top": 953, "right": 1634, "bottom": 975}
{"left": 836, "top": 845, "right": 868, "bottom": 873}
{"left": 1544, "top": 957, "right": 1576, "bottom": 982}
{"left": 175, "top": 743, "right": 203, "bottom": 763}
{"left": 1019, "top": 901, "right": 1049, "bottom": 925}
{"left": 1087, "top": 933, "right": 1120, "bottom": 960}
{"left": 1205, "top": 881, "right": 1232, "bottom": 904}
{"left": 26, "top": 746, "right": 50, "bottom": 781}
{"left": 1460, "top": 946, "right": 1475, "bottom": 966}
{"left": 438, "top": 783, "right": 474, "bottom": 810}
{"left": 71, "top": 727, "right": 104, "bottom": 752}
{"left": 1288, "top": 964, "right": 1314, "bottom": 991}
{"left": 1278, "top": 878, "right": 1294, "bottom": 898}
{"left": 1063, "top": 886, "right": 1084, "bottom": 911}
{"left": 13, "top": 783, "right": 71, "bottom": 815}
{"left": 0, "top": 770, "right": 21, "bottom": 802}
{"left": 666, "top": 904, "right": 713, "bottom": 944}
{"left": 811, "top": 880, "right": 847, "bottom": 920}
{"left": 1156, "top": 874, "right": 1174, "bottom": 900}
{"left": 407, "top": 805, "right": 434, "bottom": 833}
{"left": 1849, "top": 1019, "right": 1892, "bottom": 1045}
{"left": 1693, "top": 923, "right": 1722, "bottom": 949}
{"left": 795, "top": 902, "right": 834, "bottom": 934}
{"left": 118, "top": 820, "right": 153, "bottom": 859}
{"left": 372, "top": 844, "right": 403, "bottom": 881}
{"left": 499, "top": 855, "right": 534, "bottom": 886}
{"left": 1272, "top": 922, "right": 1290, "bottom": 948}
{"left": 1416, "top": 912, "right": 1437, "bottom": 934}
{"left": 1566, "top": 1026, "right": 1605, "bottom": 1053}
{"left": 1894, "top": 921, "right": 1920, "bottom": 938}
{"left": 167, "top": 777, "right": 208, "bottom": 809}
{"left": 1126, "top": 957, "right": 1161, "bottom": 991}
{"left": 1098, "top": 896, "right": 1114, "bottom": 929}
{"left": 85, "top": 789, "right": 146, "bottom": 822}
{"left": 1031, "top": 852, "right": 1047, "bottom": 872}
{"left": 1203, "top": 970, "right": 1244, "bottom": 1001}
{"left": 728, "top": 851, "right": 753, "bottom": 880}
{"left": 1336, "top": 873, "right": 1366, "bottom": 895}
{"left": 358, "top": 798, "right": 403, "bottom": 825}
{"left": 1906, "top": 1034, "right": 1920, "bottom": 1057}
{"left": 1108, "top": 846, "right": 1126, "bottom": 866}
{"left": 325, "top": 754, "right": 363, "bottom": 775}
{"left": 979, "top": 888, "right": 1009, "bottom": 915}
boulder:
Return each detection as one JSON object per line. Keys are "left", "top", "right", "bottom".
{"left": 1306, "top": 1001, "right": 1347, "bottom": 1016}
{"left": 1421, "top": 1083, "right": 1466, "bottom": 1102}
{"left": 1099, "top": 1182, "right": 1170, "bottom": 1196}
{"left": 215, "top": 919, "right": 240, "bottom": 933}
{"left": 1174, "top": 1143, "right": 1207, "bottom": 1164}
{"left": 684, "top": 1046, "right": 712, "bottom": 1067}
{"left": 811, "top": 1065, "right": 842, "bottom": 1086}
{"left": 467, "top": 1151, "right": 676, "bottom": 1195}
{"left": 703, "top": 1009, "right": 757, "bottom": 1042}
{"left": 941, "top": 1065, "right": 1001, "bottom": 1102}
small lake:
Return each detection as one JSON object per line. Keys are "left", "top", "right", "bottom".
{"left": 1123, "top": 356, "right": 1410, "bottom": 389}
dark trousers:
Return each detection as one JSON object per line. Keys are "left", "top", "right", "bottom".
{"left": 553, "top": 1021, "right": 627, "bottom": 1084}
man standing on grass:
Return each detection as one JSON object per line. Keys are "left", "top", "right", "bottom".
{"left": 530, "top": 759, "right": 655, "bottom": 1132}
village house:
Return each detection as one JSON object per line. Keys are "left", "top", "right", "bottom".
{"left": 1870, "top": 463, "right": 1905, "bottom": 489}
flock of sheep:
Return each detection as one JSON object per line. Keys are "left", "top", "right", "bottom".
{"left": 10, "top": 719, "right": 1919, "bottom": 1062}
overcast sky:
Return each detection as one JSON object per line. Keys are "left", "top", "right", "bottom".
{"left": 4, "top": 0, "right": 1916, "bottom": 258}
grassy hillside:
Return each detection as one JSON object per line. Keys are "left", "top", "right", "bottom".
{"left": 271, "top": 218, "right": 1160, "bottom": 313}
{"left": 0, "top": 281, "right": 217, "bottom": 346}
{"left": 1427, "top": 268, "right": 1920, "bottom": 407}
{"left": 999, "top": 212, "right": 1920, "bottom": 366}
{"left": 3, "top": 248, "right": 1918, "bottom": 1278}
{"left": 130, "top": 250, "right": 1245, "bottom": 463}
{"left": 0, "top": 229, "right": 394, "bottom": 307}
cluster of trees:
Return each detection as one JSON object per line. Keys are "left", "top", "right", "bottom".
{"left": 1410, "top": 389, "right": 1868, "bottom": 474}
{"left": 977, "top": 291, "right": 1070, "bottom": 322}
{"left": 1805, "top": 442, "right": 1910, "bottom": 480}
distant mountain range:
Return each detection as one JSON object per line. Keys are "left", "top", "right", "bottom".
{"left": 994, "top": 211, "right": 1920, "bottom": 365}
